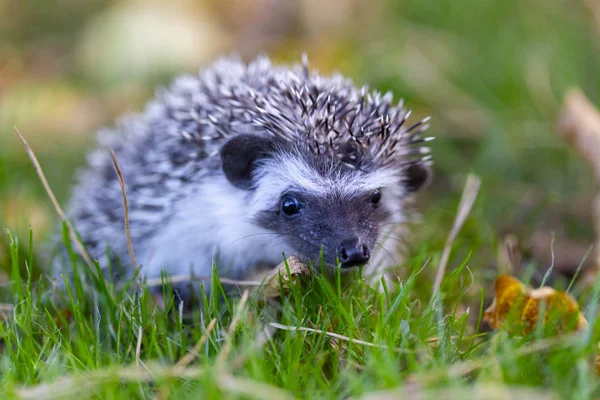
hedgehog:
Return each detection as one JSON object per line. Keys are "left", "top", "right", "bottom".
{"left": 52, "top": 55, "right": 433, "bottom": 295}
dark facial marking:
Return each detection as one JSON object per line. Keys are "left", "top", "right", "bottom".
{"left": 256, "top": 189, "right": 391, "bottom": 266}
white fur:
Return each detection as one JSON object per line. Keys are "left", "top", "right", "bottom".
{"left": 250, "top": 154, "right": 406, "bottom": 215}
{"left": 141, "top": 175, "right": 295, "bottom": 280}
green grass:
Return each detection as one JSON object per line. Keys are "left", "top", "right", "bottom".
{"left": 0, "top": 229, "right": 598, "bottom": 399}
{"left": 3, "top": 0, "right": 600, "bottom": 397}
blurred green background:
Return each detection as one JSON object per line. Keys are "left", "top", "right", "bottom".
{"left": 1, "top": 0, "right": 599, "bottom": 283}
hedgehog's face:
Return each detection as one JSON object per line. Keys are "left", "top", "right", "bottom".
{"left": 220, "top": 134, "right": 430, "bottom": 270}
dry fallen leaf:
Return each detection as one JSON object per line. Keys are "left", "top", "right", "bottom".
{"left": 556, "top": 88, "right": 600, "bottom": 277}
{"left": 483, "top": 275, "right": 587, "bottom": 335}
{"left": 252, "top": 256, "right": 311, "bottom": 299}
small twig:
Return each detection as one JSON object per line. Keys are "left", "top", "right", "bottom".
{"left": 431, "top": 174, "right": 481, "bottom": 300}
{"left": 174, "top": 318, "right": 217, "bottom": 372}
{"left": 145, "top": 275, "right": 263, "bottom": 288}
{"left": 110, "top": 149, "right": 138, "bottom": 271}
{"left": 268, "top": 322, "right": 411, "bottom": 353}
{"left": 14, "top": 127, "right": 95, "bottom": 272}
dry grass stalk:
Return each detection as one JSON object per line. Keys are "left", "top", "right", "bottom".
{"left": 174, "top": 318, "right": 217, "bottom": 372}
{"left": 144, "top": 274, "right": 263, "bottom": 288}
{"left": 145, "top": 256, "right": 310, "bottom": 292}
{"left": 15, "top": 364, "right": 205, "bottom": 400}
{"left": 268, "top": 322, "right": 410, "bottom": 353}
{"left": 14, "top": 362, "right": 293, "bottom": 400}
{"left": 431, "top": 174, "right": 481, "bottom": 299}
{"left": 14, "top": 127, "right": 95, "bottom": 272}
{"left": 109, "top": 149, "right": 138, "bottom": 271}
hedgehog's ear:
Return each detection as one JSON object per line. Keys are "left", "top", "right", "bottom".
{"left": 221, "top": 134, "right": 276, "bottom": 189}
{"left": 405, "top": 163, "right": 432, "bottom": 192}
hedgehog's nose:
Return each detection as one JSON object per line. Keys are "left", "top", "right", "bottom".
{"left": 338, "top": 237, "right": 370, "bottom": 268}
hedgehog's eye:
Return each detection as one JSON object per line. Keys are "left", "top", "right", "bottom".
{"left": 280, "top": 195, "right": 301, "bottom": 216}
{"left": 370, "top": 189, "right": 382, "bottom": 205}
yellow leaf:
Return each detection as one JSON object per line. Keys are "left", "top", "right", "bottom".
{"left": 483, "top": 275, "right": 587, "bottom": 335}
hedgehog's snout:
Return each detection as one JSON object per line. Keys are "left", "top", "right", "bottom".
{"left": 337, "top": 237, "right": 370, "bottom": 268}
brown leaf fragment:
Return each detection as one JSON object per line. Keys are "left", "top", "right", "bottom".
{"left": 252, "top": 256, "right": 311, "bottom": 299}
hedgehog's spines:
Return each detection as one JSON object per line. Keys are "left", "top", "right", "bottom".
{"left": 161, "top": 56, "right": 433, "bottom": 170}
{"left": 409, "top": 137, "right": 434, "bottom": 145}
